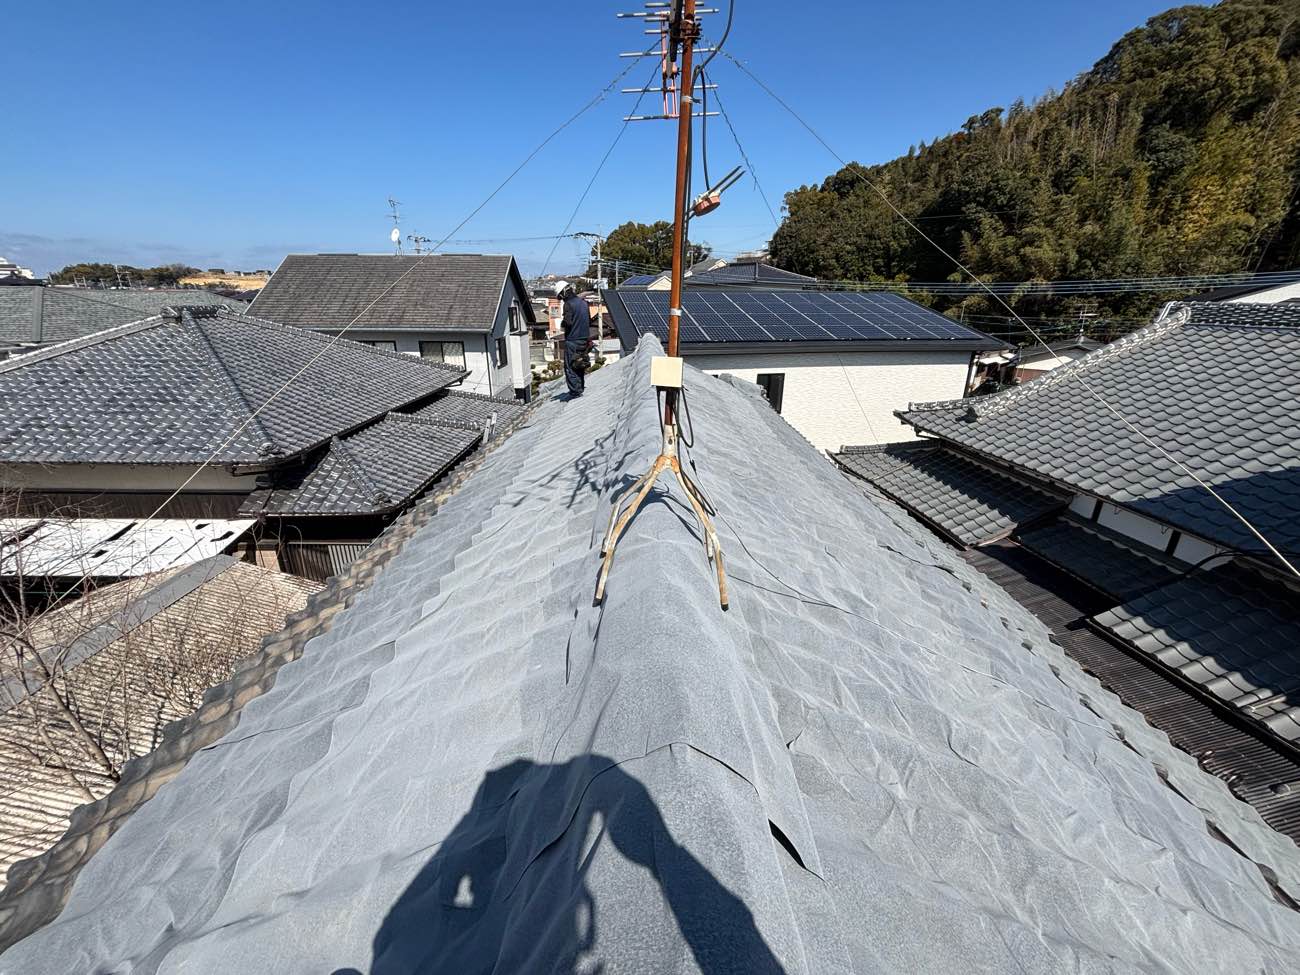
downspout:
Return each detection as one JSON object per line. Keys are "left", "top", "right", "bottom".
{"left": 484, "top": 334, "right": 494, "bottom": 397}
{"left": 964, "top": 351, "right": 977, "bottom": 396}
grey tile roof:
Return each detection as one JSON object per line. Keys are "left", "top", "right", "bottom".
{"left": 5, "top": 340, "right": 1300, "bottom": 972}
{"left": 900, "top": 301, "right": 1300, "bottom": 557}
{"left": 241, "top": 414, "right": 481, "bottom": 517}
{"left": 1016, "top": 512, "right": 1184, "bottom": 601}
{"left": 407, "top": 388, "right": 527, "bottom": 430}
{"left": 834, "top": 441, "right": 1066, "bottom": 545}
{"left": 685, "top": 260, "right": 818, "bottom": 287}
{"left": 617, "top": 273, "right": 662, "bottom": 288}
{"left": 0, "top": 308, "right": 465, "bottom": 466}
{"left": 1094, "top": 562, "right": 1300, "bottom": 742}
{"left": 248, "top": 253, "right": 532, "bottom": 332}
{"left": 0, "top": 288, "right": 245, "bottom": 346}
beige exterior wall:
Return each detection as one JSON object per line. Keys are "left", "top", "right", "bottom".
{"left": 684, "top": 349, "right": 972, "bottom": 452}
{"left": 0, "top": 463, "right": 247, "bottom": 493}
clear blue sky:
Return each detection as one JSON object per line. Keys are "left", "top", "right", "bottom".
{"left": 2, "top": 0, "right": 1186, "bottom": 278}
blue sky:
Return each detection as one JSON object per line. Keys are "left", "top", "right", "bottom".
{"left": 2, "top": 0, "right": 1184, "bottom": 277}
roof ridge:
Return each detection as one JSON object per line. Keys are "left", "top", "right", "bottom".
{"left": 327, "top": 434, "right": 391, "bottom": 507}
{"left": 906, "top": 303, "right": 1191, "bottom": 419}
{"left": 188, "top": 313, "right": 283, "bottom": 458}
{"left": 0, "top": 315, "right": 168, "bottom": 375}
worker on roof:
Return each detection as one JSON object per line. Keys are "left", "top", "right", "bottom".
{"left": 556, "top": 280, "right": 591, "bottom": 399}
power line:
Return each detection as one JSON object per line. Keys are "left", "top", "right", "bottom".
{"left": 540, "top": 58, "right": 661, "bottom": 278}
{"left": 721, "top": 50, "right": 1300, "bottom": 582}
{"left": 707, "top": 71, "right": 779, "bottom": 228}
{"left": 31, "top": 48, "right": 665, "bottom": 620}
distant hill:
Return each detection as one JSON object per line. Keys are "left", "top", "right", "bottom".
{"left": 769, "top": 1, "right": 1300, "bottom": 322}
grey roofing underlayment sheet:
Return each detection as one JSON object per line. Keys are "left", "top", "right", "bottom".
{"left": 1094, "top": 562, "right": 1300, "bottom": 743}
{"left": 0, "top": 308, "right": 464, "bottom": 465}
{"left": 241, "top": 414, "right": 481, "bottom": 516}
{"left": 409, "top": 388, "right": 527, "bottom": 430}
{"left": 1015, "top": 512, "right": 1184, "bottom": 602}
{"left": 6, "top": 340, "right": 1300, "bottom": 973}
{"left": 900, "top": 301, "right": 1300, "bottom": 557}
{"left": 833, "top": 441, "right": 1065, "bottom": 545}
{"left": 248, "top": 253, "right": 518, "bottom": 330}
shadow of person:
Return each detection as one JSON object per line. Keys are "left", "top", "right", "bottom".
{"left": 333, "top": 755, "right": 786, "bottom": 975}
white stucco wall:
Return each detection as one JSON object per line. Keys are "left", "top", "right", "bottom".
{"left": 0, "top": 463, "right": 248, "bottom": 493}
{"left": 1228, "top": 281, "right": 1300, "bottom": 304}
{"left": 1067, "top": 492, "right": 1229, "bottom": 566}
{"left": 683, "top": 349, "right": 972, "bottom": 451}
{"left": 348, "top": 329, "right": 514, "bottom": 399}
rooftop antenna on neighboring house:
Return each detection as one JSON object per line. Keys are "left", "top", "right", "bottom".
{"left": 598, "top": 0, "right": 732, "bottom": 609}
{"left": 387, "top": 197, "right": 403, "bottom": 255}
{"left": 407, "top": 233, "right": 432, "bottom": 255}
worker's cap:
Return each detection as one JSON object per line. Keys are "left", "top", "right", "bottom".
{"left": 554, "top": 280, "right": 570, "bottom": 296}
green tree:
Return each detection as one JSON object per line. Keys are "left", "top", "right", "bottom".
{"left": 767, "top": 0, "right": 1300, "bottom": 327}
{"left": 593, "top": 220, "right": 710, "bottom": 276}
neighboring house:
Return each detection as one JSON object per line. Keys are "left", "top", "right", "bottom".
{"left": 1190, "top": 276, "right": 1300, "bottom": 304}
{"left": 0, "top": 259, "right": 33, "bottom": 282}
{"left": 0, "top": 556, "right": 319, "bottom": 880}
{"left": 0, "top": 287, "right": 246, "bottom": 358}
{"left": 0, "top": 307, "right": 527, "bottom": 585}
{"left": 683, "top": 259, "right": 818, "bottom": 288}
{"left": 615, "top": 256, "right": 724, "bottom": 291}
{"left": 249, "top": 253, "right": 537, "bottom": 401}
{"left": 4, "top": 341, "right": 1300, "bottom": 970}
{"left": 604, "top": 288, "right": 1004, "bottom": 450}
{"left": 1012, "top": 333, "right": 1104, "bottom": 381}
{"left": 833, "top": 300, "right": 1300, "bottom": 835}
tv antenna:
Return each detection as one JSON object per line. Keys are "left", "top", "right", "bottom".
{"left": 599, "top": 0, "right": 729, "bottom": 609}
{"left": 408, "top": 233, "right": 433, "bottom": 255}
{"left": 387, "top": 197, "right": 402, "bottom": 255}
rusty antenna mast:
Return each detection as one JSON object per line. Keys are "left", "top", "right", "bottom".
{"left": 598, "top": 0, "right": 734, "bottom": 609}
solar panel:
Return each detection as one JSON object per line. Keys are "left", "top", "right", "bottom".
{"left": 613, "top": 290, "right": 991, "bottom": 347}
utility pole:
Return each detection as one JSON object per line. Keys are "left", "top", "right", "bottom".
{"left": 573, "top": 231, "right": 606, "bottom": 288}
{"left": 600, "top": 0, "right": 728, "bottom": 609}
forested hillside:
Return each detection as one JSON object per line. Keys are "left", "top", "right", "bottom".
{"left": 769, "top": 1, "right": 1300, "bottom": 321}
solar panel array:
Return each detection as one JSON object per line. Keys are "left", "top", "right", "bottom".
{"left": 615, "top": 291, "right": 990, "bottom": 344}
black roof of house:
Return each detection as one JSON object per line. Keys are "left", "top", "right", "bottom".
{"left": 248, "top": 253, "right": 537, "bottom": 332}
{"left": 0, "top": 288, "right": 246, "bottom": 347}
{"left": 5, "top": 339, "right": 1300, "bottom": 970}
{"left": 240, "top": 413, "right": 481, "bottom": 517}
{"left": 604, "top": 288, "right": 1005, "bottom": 352}
{"left": 684, "top": 260, "right": 818, "bottom": 287}
{"left": 900, "top": 301, "right": 1300, "bottom": 556}
{"left": 0, "top": 308, "right": 466, "bottom": 468}
{"left": 833, "top": 441, "right": 1066, "bottom": 546}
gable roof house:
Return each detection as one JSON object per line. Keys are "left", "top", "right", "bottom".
{"left": 0, "top": 287, "right": 247, "bottom": 359}
{"left": 2, "top": 339, "right": 1300, "bottom": 970}
{"left": 0, "top": 556, "right": 319, "bottom": 881}
{"left": 1011, "top": 333, "right": 1104, "bottom": 381}
{"left": 605, "top": 288, "right": 1004, "bottom": 451}
{"left": 249, "top": 253, "right": 538, "bottom": 402}
{"left": 833, "top": 301, "right": 1300, "bottom": 839}
{"left": 0, "top": 307, "right": 528, "bottom": 585}
{"left": 683, "top": 259, "right": 818, "bottom": 288}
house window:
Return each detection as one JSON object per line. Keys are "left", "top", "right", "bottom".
{"left": 756, "top": 373, "right": 785, "bottom": 413}
{"left": 495, "top": 336, "right": 509, "bottom": 367}
{"left": 419, "top": 341, "right": 466, "bottom": 369}
{"left": 508, "top": 305, "right": 523, "bottom": 335}
{"left": 360, "top": 340, "right": 397, "bottom": 352}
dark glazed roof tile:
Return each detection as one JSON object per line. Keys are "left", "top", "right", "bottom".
{"left": 0, "top": 309, "right": 465, "bottom": 465}
{"left": 900, "top": 302, "right": 1300, "bottom": 556}
{"left": 1094, "top": 562, "right": 1300, "bottom": 741}
{"left": 833, "top": 441, "right": 1066, "bottom": 545}
{"left": 1016, "top": 513, "right": 1184, "bottom": 601}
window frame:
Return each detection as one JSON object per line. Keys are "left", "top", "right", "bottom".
{"left": 495, "top": 335, "right": 509, "bottom": 368}
{"left": 755, "top": 372, "right": 785, "bottom": 413}
{"left": 419, "top": 340, "right": 466, "bottom": 370}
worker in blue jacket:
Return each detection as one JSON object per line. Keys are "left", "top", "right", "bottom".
{"left": 556, "top": 281, "right": 592, "bottom": 398}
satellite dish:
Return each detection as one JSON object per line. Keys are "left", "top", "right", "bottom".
{"left": 390, "top": 228, "right": 401, "bottom": 243}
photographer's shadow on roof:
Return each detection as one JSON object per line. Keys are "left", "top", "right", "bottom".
{"left": 332, "top": 755, "right": 786, "bottom": 975}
